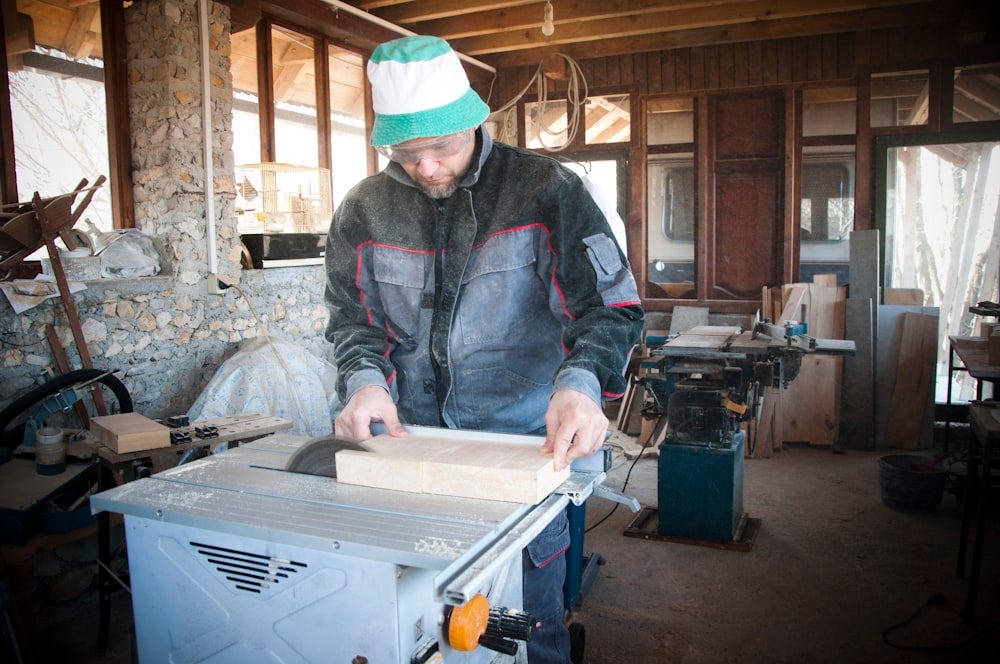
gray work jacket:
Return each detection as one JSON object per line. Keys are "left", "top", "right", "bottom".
{"left": 324, "top": 129, "right": 643, "bottom": 434}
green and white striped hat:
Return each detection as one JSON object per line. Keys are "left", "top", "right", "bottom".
{"left": 367, "top": 36, "right": 490, "bottom": 147}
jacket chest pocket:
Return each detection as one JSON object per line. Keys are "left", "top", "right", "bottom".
{"left": 457, "top": 231, "right": 546, "bottom": 346}
{"left": 372, "top": 246, "right": 430, "bottom": 342}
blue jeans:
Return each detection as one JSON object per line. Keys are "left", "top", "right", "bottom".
{"left": 522, "top": 511, "right": 572, "bottom": 663}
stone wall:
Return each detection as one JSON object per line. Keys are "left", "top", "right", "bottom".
{"left": 0, "top": 267, "right": 331, "bottom": 421}
{"left": 127, "top": 0, "right": 241, "bottom": 286}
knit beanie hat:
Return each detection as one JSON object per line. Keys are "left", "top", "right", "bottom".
{"left": 367, "top": 36, "right": 490, "bottom": 147}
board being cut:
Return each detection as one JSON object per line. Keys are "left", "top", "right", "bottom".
{"left": 334, "top": 432, "right": 570, "bottom": 504}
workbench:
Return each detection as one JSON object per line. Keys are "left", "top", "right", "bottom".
{"left": 956, "top": 403, "right": 1000, "bottom": 622}
{"left": 944, "top": 336, "right": 1000, "bottom": 450}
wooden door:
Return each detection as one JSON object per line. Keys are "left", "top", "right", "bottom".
{"left": 708, "top": 90, "right": 785, "bottom": 300}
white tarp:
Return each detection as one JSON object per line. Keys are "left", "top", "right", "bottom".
{"left": 186, "top": 336, "right": 341, "bottom": 436}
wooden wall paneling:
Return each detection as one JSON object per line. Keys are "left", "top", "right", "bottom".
{"left": 807, "top": 36, "right": 823, "bottom": 81}
{"left": 821, "top": 34, "right": 838, "bottom": 80}
{"left": 675, "top": 48, "right": 690, "bottom": 92}
{"left": 776, "top": 38, "right": 794, "bottom": 84}
{"left": 646, "top": 52, "right": 662, "bottom": 93}
{"left": 718, "top": 43, "right": 734, "bottom": 89}
{"left": 869, "top": 29, "right": 888, "bottom": 66}
{"left": 792, "top": 37, "right": 808, "bottom": 83}
{"left": 690, "top": 46, "right": 706, "bottom": 92}
{"left": 836, "top": 32, "right": 855, "bottom": 79}
{"left": 662, "top": 51, "right": 676, "bottom": 92}
{"left": 607, "top": 54, "right": 623, "bottom": 87}
{"left": 711, "top": 167, "right": 781, "bottom": 299}
{"left": 886, "top": 28, "right": 906, "bottom": 66}
{"left": 705, "top": 45, "right": 720, "bottom": 90}
{"left": 616, "top": 54, "right": 631, "bottom": 88}
{"left": 733, "top": 42, "right": 748, "bottom": 89}
{"left": 633, "top": 52, "right": 648, "bottom": 92}
{"left": 762, "top": 40, "right": 778, "bottom": 86}
{"left": 748, "top": 41, "right": 763, "bottom": 88}
{"left": 714, "top": 91, "right": 784, "bottom": 159}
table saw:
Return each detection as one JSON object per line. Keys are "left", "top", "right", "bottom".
{"left": 90, "top": 426, "right": 615, "bottom": 663}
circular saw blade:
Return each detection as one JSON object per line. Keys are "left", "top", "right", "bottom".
{"left": 284, "top": 435, "right": 372, "bottom": 478}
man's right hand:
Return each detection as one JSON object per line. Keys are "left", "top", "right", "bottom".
{"left": 334, "top": 385, "right": 407, "bottom": 441}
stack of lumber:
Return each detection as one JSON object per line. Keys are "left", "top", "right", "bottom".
{"left": 756, "top": 275, "right": 846, "bottom": 456}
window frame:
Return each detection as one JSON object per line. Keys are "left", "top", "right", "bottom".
{"left": 0, "top": 0, "right": 133, "bottom": 229}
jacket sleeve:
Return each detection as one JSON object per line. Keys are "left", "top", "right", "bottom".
{"left": 323, "top": 201, "right": 397, "bottom": 404}
{"left": 547, "top": 175, "right": 645, "bottom": 405}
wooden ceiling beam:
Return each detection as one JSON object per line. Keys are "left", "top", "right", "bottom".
{"left": 62, "top": 2, "right": 99, "bottom": 59}
{"left": 954, "top": 75, "right": 1000, "bottom": 116}
{"left": 450, "top": 0, "right": 930, "bottom": 56}
{"left": 480, "top": 2, "right": 944, "bottom": 68}
{"left": 361, "top": 0, "right": 541, "bottom": 24}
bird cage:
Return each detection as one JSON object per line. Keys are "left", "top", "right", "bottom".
{"left": 234, "top": 163, "right": 332, "bottom": 234}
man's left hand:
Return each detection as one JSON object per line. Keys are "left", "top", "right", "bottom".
{"left": 542, "top": 389, "right": 609, "bottom": 471}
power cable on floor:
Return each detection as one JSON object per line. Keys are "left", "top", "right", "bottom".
{"left": 882, "top": 592, "right": 997, "bottom": 651}
{"left": 585, "top": 426, "right": 655, "bottom": 533}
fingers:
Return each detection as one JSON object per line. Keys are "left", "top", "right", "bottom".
{"left": 334, "top": 385, "right": 405, "bottom": 441}
{"left": 544, "top": 389, "right": 609, "bottom": 471}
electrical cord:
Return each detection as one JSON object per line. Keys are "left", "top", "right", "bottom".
{"left": 882, "top": 592, "right": 997, "bottom": 651}
{"left": 585, "top": 426, "right": 656, "bottom": 533}
{"left": 489, "top": 53, "right": 588, "bottom": 151}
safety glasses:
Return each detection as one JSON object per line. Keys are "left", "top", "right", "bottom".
{"left": 376, "top": 131, "right": 472, "bottom": 165}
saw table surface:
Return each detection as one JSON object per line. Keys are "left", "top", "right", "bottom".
{"left": 90, "top": 433, "right": 543, "bottom": 572}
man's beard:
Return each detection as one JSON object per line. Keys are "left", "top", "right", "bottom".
{"left": 422, "top": 181, "right": 458, "bottom": 199}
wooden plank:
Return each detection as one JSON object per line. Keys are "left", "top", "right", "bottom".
{"left": 335, "top": 433, "right": 570, "bottom": 505}
{"left": 780, "top": 281, "right": 846, "bottom": 446}
{"left": 875, "top": 305, "right": 939, "bottom": 449}
{"left": 885, "top": 311, "right": 939, "bottom": 450}
{"left": 884, "top": 288, "right": 924, "bottom": 305}
{"left": 89, "top": 413, "right": 170, "bottom": 454}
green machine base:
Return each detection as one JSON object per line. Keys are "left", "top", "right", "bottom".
{"left": 656, "top": 431, "right": 745, "bottom": 543}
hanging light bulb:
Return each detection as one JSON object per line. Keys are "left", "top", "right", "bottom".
{"left": 541, "top": 1, "right": 555, "bottom": 37}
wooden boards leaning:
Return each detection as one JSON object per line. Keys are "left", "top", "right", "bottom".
{"left": 335, "top": 433, "right": 570, "bottom": 505}
{"left": 90, "top": 412, "right": 171, "bottom": 454}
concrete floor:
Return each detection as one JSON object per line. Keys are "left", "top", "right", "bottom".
{"left": 7, "top": 435, "right": 999, "bottom": 663}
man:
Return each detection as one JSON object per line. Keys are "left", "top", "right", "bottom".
{"left": 325, "top": 35, "right": 643, "bottom": 662}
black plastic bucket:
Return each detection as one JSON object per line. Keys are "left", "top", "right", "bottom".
{"left": 878, "top": 454, "right": 948, "bottom": 514}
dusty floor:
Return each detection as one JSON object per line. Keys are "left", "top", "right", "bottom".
{"left": 4, "top": 434, "right": 999, "bottom": 663}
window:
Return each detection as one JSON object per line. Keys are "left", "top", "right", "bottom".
{"left": 229, "top": 21, "right": 369, "bottom": 264}
{"left": 647, "top": 155, "right": 696, "bottom": 297}
{"left": 871, "top": 70, "right": 930, "bottom": 128}
{"left": 803, "top": 86, "right": 856, "bottom": 136}
{"left": 646, "top": 96, "right": 696, "bottom": 299}
{"left": 7, "top": 4, "right": 114, "bottom": 231}
{"left": 327, "top": 44, "right": 367, "bottom": 210}
{"left": 953, "top": 63, "right": 1000, "bottom": 124}
{"left": 584, "top": 94, "right": 630, "bottom": 144}
{"left": 525, "top": 98, "right": 569, "bottom": 150}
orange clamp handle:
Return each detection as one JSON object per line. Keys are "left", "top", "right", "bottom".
{"left": 448, "top": 593, "right": 490, "bottom": 651}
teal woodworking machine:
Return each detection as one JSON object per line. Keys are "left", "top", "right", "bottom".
{"left": 625, "top": 321, "right": 855, "bottom": 548}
